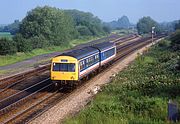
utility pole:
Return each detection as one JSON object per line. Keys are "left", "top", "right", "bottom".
{"left": 152, "top": 27, "right": 155, "bottom": 44}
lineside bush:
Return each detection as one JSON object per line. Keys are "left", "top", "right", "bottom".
{"left": 170, "top": 29, "right": 180, "bottom": 51}
{"left": 0, "top": 38, "right": 17, "bottom": 55}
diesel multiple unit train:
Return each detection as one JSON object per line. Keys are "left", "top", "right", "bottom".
{"left": 51, "top": 42, "right": 116, "bottom": 82}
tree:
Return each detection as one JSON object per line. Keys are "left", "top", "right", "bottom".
{"left": 0, "top": 38, "right": 17, "bottom": 55}
{"left": 106, "top": 16, "right": 131, "bottom": 29}
{"left": 13, "top": 34, "right": 32, "bottom": 52}
{"left": 76, "top": 25, "right": 92, "bottom": 36}
{"left": 102, "top": 25, "right": 111, "bottom": 34}
{"left": 117, "top": 16, "right": 130, "bottom": 29}
{"left": 137, "top": 16, "right": 160, "bottom": 34}
{"left": 175, "top": 20, "right": 180, "bottom": 30}
{"left": 170, "top": 29, "right": 180, "bottom": 51}
{"left": 18, "top": 6, "right": 77, "bottom": 46}
{"left": 1, "top": 20, "right": 20, "bottom": 35}
{"left": 65, "top": 9, "right": 106, "bottom": 36}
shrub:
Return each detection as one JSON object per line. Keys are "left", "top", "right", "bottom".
{"left": 13, "top": 34, "right": 32, "bottom": 52}
{"left": 158, "top": 40, "right": 170, "bottom": 48}
{"left": 0, "top": 38, "right": 17, "bottom": 55}
{"left": 170, "top": 30, "right": 180, "bottom": 51}
{"left": 76, "top": 25, "right": 92, "bottom": 36}
{"left": 176, "top": 58, "right": 180, "bottom": 71}
{"left": 29, "top": 35, "right": 49, "bottom": 49}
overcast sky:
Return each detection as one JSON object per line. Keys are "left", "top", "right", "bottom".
{"left": 0, "top": 0, "right": 180, "bottom": 24}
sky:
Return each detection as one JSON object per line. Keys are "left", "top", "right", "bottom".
{"left": 0, "top": 0, "right": 180, "bottom": 24}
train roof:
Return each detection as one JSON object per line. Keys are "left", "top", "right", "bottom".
{"left": 59, "top": 46, "right": 99, "bottom": 60}
{"left": 92, "top": 41, "right": 115, "bottom": 51}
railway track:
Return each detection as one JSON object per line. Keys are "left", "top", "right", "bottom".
{"left": 0, "top": 66, "right": 50, "bottom": 91}
{"left": 25, "top": 35, "right": 164, "bottom": 124}
{"left": 0, "top": 34, "right": 163, "bottom": 124}
{"left": 0, "top": 34, "right": 136, "bottom": 92}
{"left": 0, "top": 34, "right": 137, "bottom": 88}
{"left": 113, "top": 34, "right": 138, "bottom": 45}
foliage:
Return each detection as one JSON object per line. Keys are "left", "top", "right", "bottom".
{"left": 117, "top": 16, "right": 131, "bottom": 28}
{"left": 65, "top": 40, "right": 180, "bottom": 124}
{"left": 0, "top": 36, "right": 99, "bottom": 66}
{"left": 0, "top": 38, "right": 17, "bottom": 55}
{"left": 13, "top": 34, "right": 32, "bottom": 52}
{"left": 170, "top": 29, "right": 180, "bottom": 51}
{"left": 76, "top": 25, "right": 92, "bottom": 36}
{"left": 102, "top": 25, "right": 111, "bottom": 34}
{"left": 106, "top": 16, "right": 132, "bottom": 30}
{"left": 159, "top": 21, "right": 176, "bottom": 33}
{"left": 65, "top": 9, "right": 107, "bottom": 36}
{"left": 0, "top": 20, "right": 20, "bottom": 35}
{"left": 1, "top": 7, "right": 109, "bottom": 55}
{"left": 137, "top": 16, "right": 161, "bottom": 34}
{"left": 18, "top": 6, "right": 77, "bottom": 46}
{"left": 175, "top": 20, "right": 180, "bottom": 30}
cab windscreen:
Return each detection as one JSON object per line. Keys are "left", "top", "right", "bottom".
{"left": 53, "top": 63, "right": 75, "bottom": 72}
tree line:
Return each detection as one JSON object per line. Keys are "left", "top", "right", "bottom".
{"left": 0, "top": 6, "right": 110, "bottom": 55}
{"left": 170, "top": 20, "right": 180, "bottom": 51}
{"left": 105, "top": 16, "right": 132, "bottom": 30}
{"left": 0, "top": 20, "right": 20, "bottom": 35}
{"left": 0, "top": 6, "right": 179, "bottom": 55}
{"left": 105, "top": 15, "right": 175, "bottom": 35}
{"left": 136, "top": 16, "right": 180, "bottom": 35}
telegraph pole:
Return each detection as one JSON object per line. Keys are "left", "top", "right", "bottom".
{"left": 152, "top": 27, "right": 155, "bottom": 44}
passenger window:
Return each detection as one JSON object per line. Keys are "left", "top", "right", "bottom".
{"left": 95, "top": 54, "right": 99, "bottom": 62}
{"left": 80, "top": 60, "right": 86, "bottom": 71}
{"left": 86, "top": 59, "right": 89, "bottom": 67}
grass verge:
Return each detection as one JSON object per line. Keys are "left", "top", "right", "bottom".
{"left": 64, "top": 39, "right": 180, "bottom": 124}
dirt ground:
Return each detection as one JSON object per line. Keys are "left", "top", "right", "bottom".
{"left": 29, "top": 38, "right": 164, "bottom": 124}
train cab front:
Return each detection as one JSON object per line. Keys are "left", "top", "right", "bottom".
{"left": 51, "top": 56, "right": 78, "bottom": 82}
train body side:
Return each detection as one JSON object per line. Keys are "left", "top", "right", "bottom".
{"left": 100, "top": 46, "right": 116, "bottom": 65}
{"left": 78, "top": 52, "right": 100, "bottom": 79}
{"left": 50, "top": 42, "right": 116, "bottom": 82}
{"left": 92, "top": 42, "right": 116, "bottom": 66}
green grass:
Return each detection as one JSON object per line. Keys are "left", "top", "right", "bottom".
{"left": 0, "top": 46, "right": 68, "bottom": 66}
{"left": 0, "top": 36, "right": 100, "bottom": 66}
{"left": 64, "top": 39, "right": 180, "bottom": 124}
{"left": 70, "top": 36, "right": 102, "bottom": 47}
{"left": 112, "top": 29, "right": 137, "bottom": 36}
{"left": 0, "top": 70, "right": 9, "bottom": 75}
{"left": 0, "top": 32, "right": 13, "bottom": 39}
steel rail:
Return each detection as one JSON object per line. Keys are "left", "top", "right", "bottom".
{"left": 2, "top": 82, "right": 58, "bottom": 124}
{"left": 0, "top": 78, "right": 50, "bottom": 113}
